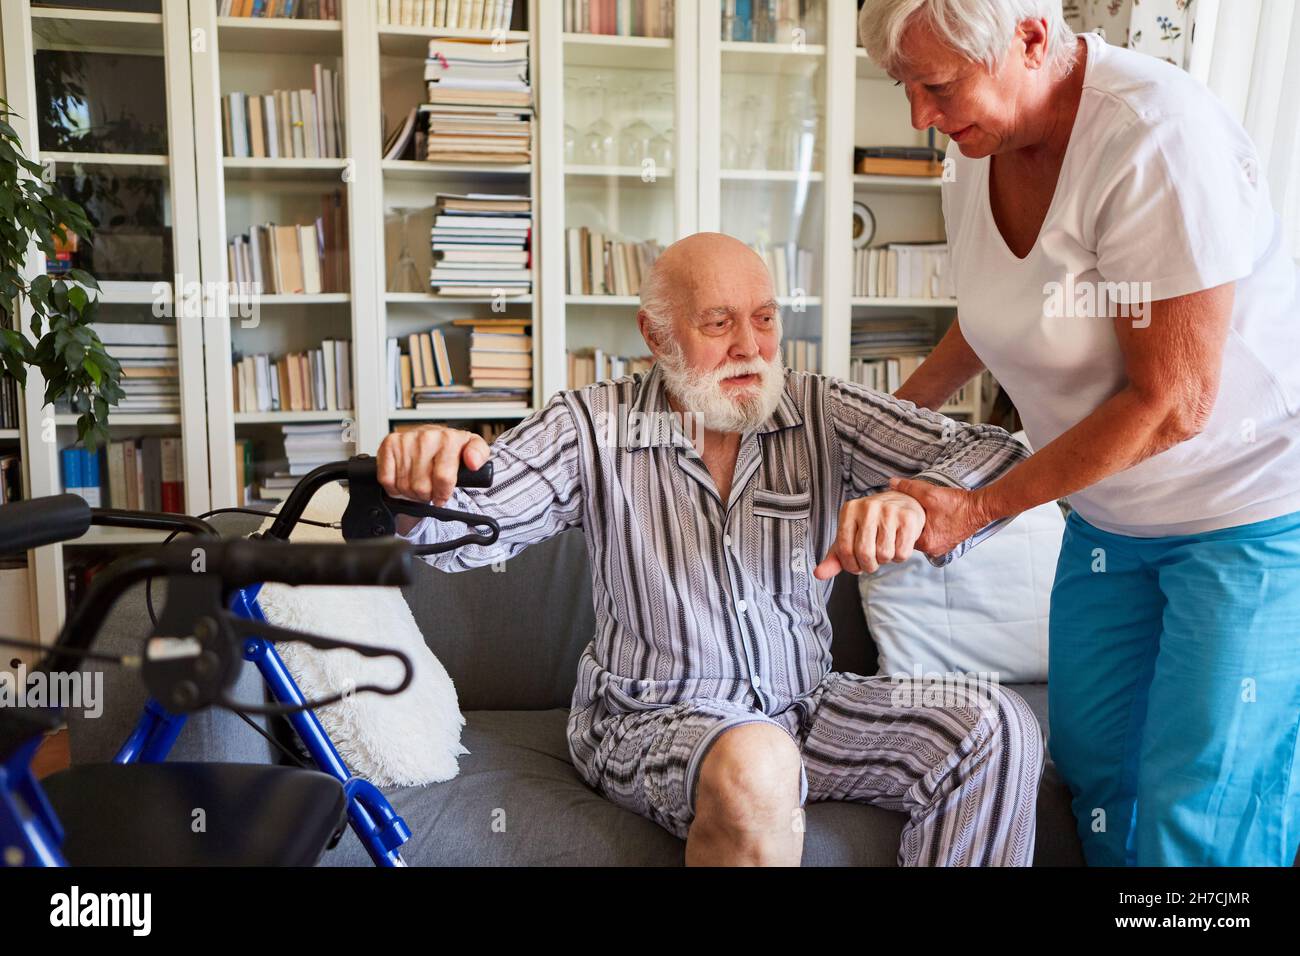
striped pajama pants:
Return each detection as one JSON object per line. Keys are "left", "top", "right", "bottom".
{"left": 582, "top": 673, "right": 1044, "bottom": 865}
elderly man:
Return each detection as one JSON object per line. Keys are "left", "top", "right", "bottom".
{"left": 378, "top": 232, "right": 1042, "bottom": 866}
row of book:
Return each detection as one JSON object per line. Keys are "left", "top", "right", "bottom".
{"left": 61, "top": 438, "right": 186, "bottom": 513}
{"left": 228, "top": 194, "right": 349, "bottom": 295}
{"left": 431, "top": 192, "right": 533, "bottom": 295}
{"left": 387, "top": 318, "right": 531, "bottom": 409}
{"left": 423, "top": 38, "right": 533, "bottom": 165}
{"left": 378, "top": 0, "right": 518, "bottom": 30}
{"left": 567, "top": 349, "right": 653, "bottom": 389}
{"left": 221, "top": 66, "right": 344, "bottom": 160}
{"left": 752, "top": 242, "right": 815, "bottom": 299}
{"left": 853, "top": 243, "right": 954, "bottom": 300}
{"left": 565, "top": 228, "right": 665, "bottom": 297}
{"left": 782, "top": 337, "right": 819, "bottom": 373}
{"left": 218, "top": 0, "right": 339, "bottom": 17}
{"left": 720, "top": 0, "right": 821, "bottom": 44}
{"left": 1, "top": 372, "right": 20, "bottom": 429}
{"left": 232, "top": 341, "right": 354, "bottom": 414}
{"left": 849, "top": 355, "right": 926, "bottom": 395}
{"left": 0, "top": 453, "right": 20, "bottom": 504}
{"left": 563, "top": 0, "right": 675, "bottom": 37}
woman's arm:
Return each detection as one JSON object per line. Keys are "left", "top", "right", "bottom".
{"left": 893, "top": 319, "right": 987, "bottom": 410}
{"left": 897, "top": 282, "right": 1235, "bottom": 554}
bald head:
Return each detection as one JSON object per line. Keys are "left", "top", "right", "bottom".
{"left": 638, "top": 232, "right": 777, "bottom": 350}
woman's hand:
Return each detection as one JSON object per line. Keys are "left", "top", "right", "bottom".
{"left": 814, "top": 490, "right": 926, "bottom": 578}
{"left": 887, "top": 477, "right": 991, "bottom": 558}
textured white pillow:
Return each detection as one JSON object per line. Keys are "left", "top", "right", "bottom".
{"left": 858, "top": 436, "right": 1064, "bottom": 683}
{"left": 252, "top": 481, "right": 467, "bottom": 787}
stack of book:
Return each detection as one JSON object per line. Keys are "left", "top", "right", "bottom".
{"left": 219, "top": 0, "right": 339, "bottom": 17}
{"left": 564, "top": 0, "right": 675, "bottom": 36}
{"left": 227, "top": 193, "right": 348, "bottom": 295}
{"left": 422, "top": 38, "right": 533, "bottom": 165}
{"left": 849, "top": 319, "right": 934, "bottom": 393}
{"left": 751, "top": 242, "right": 814, "bottom": 298}
{"left": 853, "top": 242, "right": 953, "bottom": 300}
{"left": 93, "top": 322, "right": 180, "bottom": 415}
{"left": 232, "top": 340, "right": 353, "bottom": 413}
{"left": 379, "top": 0, "right": 519, "bottom": 29}
{"left": 0, "top": 453, "right": 21, "bottom": 504}
{"left": 782, "top": 338, "right": 820, "bottom": 373}
{"left": 221, "top": 66, "right": 343, "bottom": 159}
{"left": 61, "top": 438, "right": 185, "bottom": 512}
{"left": 281, "top": 422, "right": 355, "bottom": 477}
{"left": 464, "top": 317, "right": 531, "bottom": 398}
{"left": 430, "top": 192, "right": 532, "bottom": 296}
{"left": 567, "top": 349, "right": 654, "bottom": 388}
{"left": 565, "top": 228, "right": 664, "bottom": 296}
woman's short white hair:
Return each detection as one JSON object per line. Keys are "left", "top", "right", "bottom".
{"left": 859, "top": 0, "right": 1077, "bottom": 79}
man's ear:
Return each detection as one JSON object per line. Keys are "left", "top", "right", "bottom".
{"left": 637, "top": 309, "right": 663, "bottom": 356}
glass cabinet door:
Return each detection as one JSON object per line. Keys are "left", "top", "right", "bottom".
{"left": 560, "top": 3, "right": 683, "bottom": 387}
{"left": 710, "top": 0, "right": 826, "bottom": 373}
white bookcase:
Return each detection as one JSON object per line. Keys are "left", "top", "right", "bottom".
{"left": 2, "top": 0, "right": 965, "bottom": 645}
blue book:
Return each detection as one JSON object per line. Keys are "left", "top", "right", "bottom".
{"left": 61, "top": 447, "right": 81, "bottom": 497}
{"left": 736, "top": 0, "right": 753, "bottom": 42}
{"left": 80, "top": 447, "right": 102, "bottom": 508}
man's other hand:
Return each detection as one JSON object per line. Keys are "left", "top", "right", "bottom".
{"left": 813, "top": 490, "right": 926, "bottom": 579}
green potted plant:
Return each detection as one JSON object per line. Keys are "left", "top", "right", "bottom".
{"left": 0, "top": 97, "right": 123, "bottom": 451}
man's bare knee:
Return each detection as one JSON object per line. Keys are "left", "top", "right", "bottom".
{"left": 695, "top": 722, "right": 802, "bottom": 831}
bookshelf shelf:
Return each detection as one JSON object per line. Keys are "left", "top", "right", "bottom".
{"left": 222, "top": 157, "right": 350, "bottom": 180}
{"left": 566, "top": 164, "right": 674, "bottom": 180}
{"left": 851, "top": 297, "right": 959, "bottom": 309}
{"left": 40, "top": 151, "right": 169, "bottom": 168}
{"left": 721, "top": 41, "right": 828, "bottom": 76}
{"left": 385, "top": 292, "right": 534, "bottom": 304}
{"left": 566, "top": 295, "right": 641, "bottom": 307}
{"left": 96, "top": 281, "right": 170, "bottom": 305}
{"left": 230, "top": 293, "right": 351, "bottom": 305}
{"left": 389, "top": 405, "right": 531, "bottom": 422}
{"left": 216, "top": 16, "right": 343, "bottom": 55}
{"left": 562, "top": 32, "right": 674, "bottom": 70}
{"left": 234, "top": 410, "right": 356, "bottom": 424}
{"left": 721, "top": 169, "right": 825, "bottom": 182}
{"left": 0, "top": 429, "right": 22, "bottom": 441}
{"left": 853, "top": 173, "right": 944, "bottom": 192}
{"left": 378, "top": 25, "right": 530, "bottom": 58}
{"left": 29, "top": 7, "right": 162, "bottom": 53}
{"left": 53, "top": 413, "right": 182, "bottom": 427}
{"left": 382, "top": 159, "right": 532, "bottom": 179}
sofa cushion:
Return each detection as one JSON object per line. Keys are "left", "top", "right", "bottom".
{"left": 320, "top": 684, "right": 1084, "bottom": 866}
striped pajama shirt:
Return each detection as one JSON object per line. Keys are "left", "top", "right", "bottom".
{"left": 402, "top": 363, "right": 1043, "bottom": 865}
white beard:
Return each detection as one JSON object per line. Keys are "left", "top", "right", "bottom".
{"left": 658, "top": 347, "right": 787, "bottom": 434}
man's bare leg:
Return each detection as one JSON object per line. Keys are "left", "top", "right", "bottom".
{"left": 685, "top": 723, "right": 804, "bottom": 866}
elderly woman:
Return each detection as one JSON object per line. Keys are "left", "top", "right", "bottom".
{"left": 858, "top": 0, "right": 1300, "bottom": 867}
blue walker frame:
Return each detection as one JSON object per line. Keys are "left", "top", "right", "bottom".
{"left": 0, "top": 582, "right": 412, "bottom": 868}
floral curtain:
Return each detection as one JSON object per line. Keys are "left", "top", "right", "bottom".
{"left": 1064, "top": 0, "right": 1196, "bottom": 68}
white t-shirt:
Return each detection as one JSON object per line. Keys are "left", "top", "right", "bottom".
{"left": 945, "top": 30, "right": 1300, "bottom": 537}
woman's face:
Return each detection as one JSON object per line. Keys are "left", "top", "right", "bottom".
{"left": 889, "top": 17, "right": 1051, "bottom": 159}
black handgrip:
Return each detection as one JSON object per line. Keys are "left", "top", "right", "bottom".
{"left": 0, "top": 494, "right": 92, "bottom": 555}
{"left": 456, "top": 461, "right": 493, "bottom": 488}
{"left": 214, "top": 539, "right": 413, "bottom": 589}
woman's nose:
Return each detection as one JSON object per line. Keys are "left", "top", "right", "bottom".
{"left": 909, "top": 90, "right": 940, "bottom": 130}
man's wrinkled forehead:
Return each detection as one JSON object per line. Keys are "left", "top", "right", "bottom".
{"left": 679, "top": 254, "right": 776, "bottom": 320}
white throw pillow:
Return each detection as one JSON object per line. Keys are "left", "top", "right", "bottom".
{"left": 251, "top": 480, "right": 467, "bottom": 787}
{"left": 858, "top": 434, "right": 1063, "bottom": 683}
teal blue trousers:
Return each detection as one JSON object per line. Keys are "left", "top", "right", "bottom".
{"left": 1048, "top": 509, "right": 1300, "bottom": 866}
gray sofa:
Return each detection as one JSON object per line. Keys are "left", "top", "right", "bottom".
{"left": 70, "top": 521, "right": 1086, "bottom": 866}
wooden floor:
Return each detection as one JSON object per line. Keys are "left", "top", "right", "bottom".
{"left": 32, "top": 729, "right": 70, "bottom": 779}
